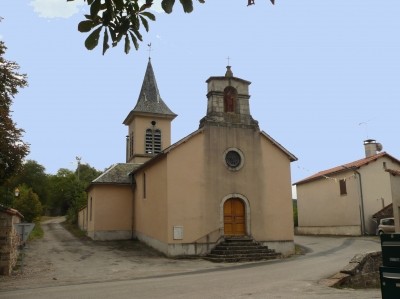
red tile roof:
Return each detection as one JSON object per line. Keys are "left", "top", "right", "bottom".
{"left": 372, "top": 203, "right": 393, "bottom": 219}
{"left": 386, "top": 168, "right": 400, "bottom": 176}
{"left": 295, "top": 152, "right": 400, "bottom": 185}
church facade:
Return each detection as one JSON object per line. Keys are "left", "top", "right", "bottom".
{"left": 80, "top": 61, "right": 297, "bottom": 256}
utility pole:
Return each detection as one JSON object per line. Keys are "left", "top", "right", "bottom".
{"left": 76, "top": 156, "right": 82, "bottom": 181}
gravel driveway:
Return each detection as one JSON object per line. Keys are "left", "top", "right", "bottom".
{"left": 0, "top": 217, "right": 381, "bottom": 298}
{"left": 0, "top": 217, "right": 231, "bottom": 291}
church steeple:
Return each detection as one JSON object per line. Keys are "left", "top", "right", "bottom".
{"left": 125, "top": 59, "right": 176, "bottom": 118}
{"left": 199, "top": 65, "right": 258, "bottom": 129}
{"left": 123, "top": 60, "right": 176, "bottom": 163}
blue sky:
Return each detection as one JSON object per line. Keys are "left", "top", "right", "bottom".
{"left": 1, "top": 0, "right": 399, "bottom": 188}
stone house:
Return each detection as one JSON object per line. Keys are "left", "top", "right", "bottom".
{"left": 295, "top": 140, "right": 400, "bottom": 235}
{"left": 0, "top": 204, "right": 23, "bottom": 275}
{"left": 80, "top": 60, "right": 297, "bottom": 257}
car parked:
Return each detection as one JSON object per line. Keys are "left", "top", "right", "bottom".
{"left": 378, "top": 217, "right": 395, "bottom": 235}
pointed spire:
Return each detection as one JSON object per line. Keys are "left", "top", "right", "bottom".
{"left": 132, "top": 59, "right": 176, "bottom": 116}
{"left": 123, "top": 60, "right": 176, "bottom": 125}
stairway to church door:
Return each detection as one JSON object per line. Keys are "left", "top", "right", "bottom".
{"left": 224, "top": 198, "right": 245, "bottom": 236}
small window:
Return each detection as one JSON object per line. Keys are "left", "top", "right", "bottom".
{"left": 224, "top": 148, "right": 244, "bottom": 171}
{"left": 145, "top": 128, "right": 162, "bottom": 154}
{"left": 226, "top": 151, "right": 241, "bottom": 168}
{"left": 223, "top": 86, "right": 237, "bottom": 113}
{"left": 154, "top": 129, "right": 161, "bottom": 154}
{"left": 339, "top": 179, "right": 347, "bottom": 195}
{"left": 145, "top": 129, "right": 153, "bottom": 154}
{"left": 130, "top": 132, "right": 134, "bottom": 157}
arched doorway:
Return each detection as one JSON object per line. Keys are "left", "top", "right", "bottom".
{"left": 223, "top": 198, "right": 246, "bottom": 236}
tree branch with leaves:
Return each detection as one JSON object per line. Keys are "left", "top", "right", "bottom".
{"left": 0, "top": 38, "right": 29, "bottom": 185}
{"left": 68, "top": 0, "right": 275, "bottom": 55}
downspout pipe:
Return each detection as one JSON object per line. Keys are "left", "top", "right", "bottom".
{"left": 126, "top": 135, "right": 129, "bottom": 163}
{"left": 342, "top": 165, "right": 366, "bottom": 235}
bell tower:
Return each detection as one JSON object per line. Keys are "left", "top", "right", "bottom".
{"left": 123, "top": 59, "right": 177, "bottom": 163}
{"left": 199, "top": 65, "right": 258, "bottom": 129}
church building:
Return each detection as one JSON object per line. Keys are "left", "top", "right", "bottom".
{"left": 80, "top": 60, "right": 297, "bottom": 257}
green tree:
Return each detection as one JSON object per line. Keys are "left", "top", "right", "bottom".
{"left": 8, "top": 160, "right": 50, "bottom": 211}
{"left": 47, "top": 164, "right": 101, "bottom": 223}
{"left": 69, "top": 0, "right": 274, "bottom": 55}
{"left": 13, "top": 184, "right": 43, "bottom": 222}
{"left": 0, "top": 36, "right": 29, "bottom": 185}
{"left": 75, "top": 163, "right": 102, "bottom": 189}
{"left": 47, "top": 168, "right": 78, "bottom": 216}
{"left": 0, "top": 186, "right": 14, "bottom": 207}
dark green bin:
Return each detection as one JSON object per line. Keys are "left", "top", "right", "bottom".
{"left": 380, "top": 266, "right": 400, "bottom": 298}
{"left": 381, "top": 234, "right": 400, "bottom": 268}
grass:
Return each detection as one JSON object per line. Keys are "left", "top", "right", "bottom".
{"left": 61, "top": 221, "right": 88, "bottom": 239}
{"left": 294, "top": 244, "right": 308, "bottom": 255}
{"left": 28, "top": 221, "right": 44, "bottom": 240}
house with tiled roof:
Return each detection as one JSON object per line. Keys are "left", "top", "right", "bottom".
{"left": 79, "top": 60, "right": 297, "bottom": 257}
{"left": 295, "top": 140, "right": 400, "bottom": 235}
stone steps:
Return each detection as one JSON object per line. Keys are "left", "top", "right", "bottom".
{"left": 204, "top": 236, "right": 281, "bottom": 263}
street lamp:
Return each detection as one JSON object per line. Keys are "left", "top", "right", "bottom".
{"left": 14, "top": 188, "right": 20, "bottom": 197}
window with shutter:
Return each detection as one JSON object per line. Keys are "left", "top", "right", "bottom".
{"left": 339, "top": 179, "right": 347, "bottom": 195}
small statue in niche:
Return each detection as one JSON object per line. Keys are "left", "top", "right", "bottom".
{"left": 224, "top": 87, "right": 237, "bottom": 113}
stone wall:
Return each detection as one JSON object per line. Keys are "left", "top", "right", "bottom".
{"left": 326, "top": 251, "right": 382, "bottom": 288}
{"left": 0, "top": 208, "right": 22, "bottom": 275}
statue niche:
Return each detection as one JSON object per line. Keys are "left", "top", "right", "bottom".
{"left": 224, "top": 86, "right": 237, "bottom": 113}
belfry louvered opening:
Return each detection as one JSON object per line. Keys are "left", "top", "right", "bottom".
{"left": 145, "top": 128, "right": 162, "bottom": 154}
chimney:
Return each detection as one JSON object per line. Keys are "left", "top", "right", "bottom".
{"left": 364, "top": 139, "right": 383, "bottom": 157}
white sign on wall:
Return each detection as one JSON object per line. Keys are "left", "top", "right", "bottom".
{"left": 173, "top": 226, "right": 183, "bottom": 240}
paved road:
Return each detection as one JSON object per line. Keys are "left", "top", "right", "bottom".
{"left": 0, "top": 228, "right": 382, "bottom": 299}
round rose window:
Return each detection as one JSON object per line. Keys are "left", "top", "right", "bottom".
{"left": 225, "top": 150, "right": 242, "bottom": 168}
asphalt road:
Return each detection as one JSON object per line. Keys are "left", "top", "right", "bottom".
{"left": 0, "top": 219, "right": 382, "bottom": 298}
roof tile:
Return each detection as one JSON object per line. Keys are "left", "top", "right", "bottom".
{"left": 295, "top": 152, "right": 400, "bottom": 185}
{"left": 92, "top": 163, "right": 141, "bottom": 184}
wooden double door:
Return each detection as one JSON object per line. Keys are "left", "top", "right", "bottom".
{"left": 223, "top": 198, "right": 246, "bottom": 236}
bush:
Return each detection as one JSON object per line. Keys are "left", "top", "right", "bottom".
{"left": 13, "top": 184, "right": 43, "bottom": 222}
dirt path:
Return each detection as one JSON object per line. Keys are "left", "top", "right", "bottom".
{"left": 0, "top": 217, "right": 228, "bottom": 291}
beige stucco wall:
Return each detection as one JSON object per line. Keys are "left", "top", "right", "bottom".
{"left": 297, "top": 171, "right": 361, "bottom": 230}
{"left": 166, "top": 131, "right": 209, "bottom": 244}
{"left": 258, "top": 132, "right": 294, "bottom": 242}
{"left": 128, "top": 115, "right": 172, "bottom": 163}
{"left": 297, "top": 156, "right": 397, "bottom": 235}
{"left": 133, "top": 124, "right": 295, "bottom": 256}
{"left": 133, "top": 157, "right": 168, "bottom": 244}
{"left": 359, "top": 157, "right": 395, "bottom": 233}
{"left": 389, "top": 174, "right": 400, "bottom": 232}
{"left": 78, "top": 207, "right": 87, "bottom": 231}
{"left": 86, "top": 184, "right": 133, "bottom": 240}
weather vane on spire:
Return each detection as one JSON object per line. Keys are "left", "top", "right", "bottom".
{"left": 227, "top": 56, "right": 231, "bottom": 66}
{"left": 147, "top": 43, "right": 152, "bottom": 60}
